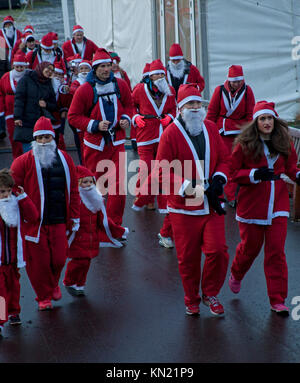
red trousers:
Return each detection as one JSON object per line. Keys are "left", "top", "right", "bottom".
{"left": 84, "top": 143, "right": 126, "bottom": 226}
{"left": 221, "top": 135, "right": 238, "bottom": 202}
{"left": 136, "top": 143, "right": 159, "bottom": 204}
{"left": 24, "top": 224, "right": 68, "bottom": 302}
{"left": 6, "top": 118, "right": 23, "bottom": 160}
{"left": 169, "top": 212, "right": 229, "bottom": 307}
{"left": 0, "top": 264, "right": 21, "bottom": 325}
{"left": 231, "top": 217, "right": 288, "bottom": 305}
{"left": 160, "top": 213, "right": 173, "bottom": 239}
{"left": 63, "top": 258, "right": 91, "bottom": 287}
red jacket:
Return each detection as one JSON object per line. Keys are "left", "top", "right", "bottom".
{"left": 0, "top": 28, "right": 22, "bottom": 62}
{"left": 0, "top": 193, "right": 39, "bottom": 267}
{"left": 26, "top": 49, "right": 67, "bottom": 74}
{"left": 62, "top": 38, "right": 98, "bottom": 61}
{"left": 155, "top": 118, "right": 229, "bottom": 215}
{"left": 68, "top": 202, "right": 101, "bottom": 259}
{"left": 10, "top": 149, "right": 80, "bottom": 243}
{"left": 132, "top": 83, "right": 176, "bottom": 146}
{"left": 68, "top": 77, "right": 133, "bottom": 151}
{"left": 230, "top": 141, "right": 300, "bottom": 224}
{"left": 206, "top": 81, "right": 255, "bottom": 135}
{"left": 0, "top": 70, "right": 18, "bottom": 119}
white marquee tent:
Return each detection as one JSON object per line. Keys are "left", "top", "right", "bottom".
{"left": 68, "top": 0, "right": 300, "bottom": 121}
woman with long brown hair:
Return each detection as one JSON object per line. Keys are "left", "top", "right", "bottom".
{"left": 228, "top": 101, "right": 300, "bottom": 315}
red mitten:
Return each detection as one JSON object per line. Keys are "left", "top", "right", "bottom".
{"left": 135, "top": 115, "right": 146, "bottom": 128}
{"left": 160, "top": 115, "right": 172, "bottom": 128}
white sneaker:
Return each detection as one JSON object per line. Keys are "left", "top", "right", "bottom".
{"left": 158, "top": 233, "right": 174, "bottom": 248}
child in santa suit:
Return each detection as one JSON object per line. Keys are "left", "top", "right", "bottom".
{"left": 228, "top": 101, "right": 300, "bottom": 315}
{"left": 0, "top": 169, "right": 38, "bottom": 337}
{"left": 63, "top": 165, "right": 128, "bottom": 296}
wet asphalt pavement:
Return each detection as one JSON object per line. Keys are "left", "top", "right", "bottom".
{"left": 0, "top": 0, "right": 299, "bottom": 369}
{"left": 0, "top": 144, "right": 300, "bottom": 365}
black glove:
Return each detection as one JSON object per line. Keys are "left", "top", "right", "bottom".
{"left": 0, "top": 115, "right": 6, "bottom": 139}
{"left": 205, "top": 189, "right": 226, "bottom": 215}
{"left": 206, "top": 175, "right": 226, "bottom": 197}
{"left": 296, "top": 174, "right": 300, "bottom": 186}
{"left": 254, "top": 167, "right": 275, "bottom": 181}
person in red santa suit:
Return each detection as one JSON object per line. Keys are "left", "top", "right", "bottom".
{"left": 206, "top": 65, "right": 255, "bottom": 207}
{"left": 68, "top": 48, "right": 133, "bottom": 226}
{"left": 51, "top": 60, "right": 73, "bottom": 151}
{"left": 228, "top": 101, "right": 300, "bottom": 316}
{"left": 152, "top": 83, "right": 230, "bottom": 316}
{"left": 110, "top": 52, "right": 132, "bottom": 92}
{"left": 69, "top": 59, "right": 92, "bottom": 164}
{"left": 130, "top": 63, "right": 151, "bottom": 152}
{"left": 0, "top": 169, "right": 38, "bottom": 337}
{"left": 62, "top": 25, "right": 98, "bottom": 61}
{"left": 11, "top": 31, "right": 39, "bottom": 64}
{"left": 10, "top": 117, "right": 80, "bottom": 311}
{"left": 26, "top": 34, "right": 66, "bottom": 74}
{"left": 0, "top": 16, "right": 22, "bottom": 78}
{"left": 0, "top": 51, "right": 28, "bottom": 158}
{"left": 166, "top": 43, "right": 205, "bottom": 97}
{"left": 131, "top": 59, "right": 176, "bottom": 211}
{"left": 63, "top": 165, "right": 128, "bottom": 296}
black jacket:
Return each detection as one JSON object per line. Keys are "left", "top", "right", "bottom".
{"left": 14, "top": 70, "right": 57, "bottom": 134}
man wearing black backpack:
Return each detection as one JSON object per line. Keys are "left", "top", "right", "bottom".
{"left": 166, "top": 43, "right": 205, "bottom": 97}
{"left": 68, "top": 48, "right": 133, "bottom": 226}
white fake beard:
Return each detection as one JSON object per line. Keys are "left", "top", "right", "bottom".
{"left": 52, "top": 77, "right": 62, "bottom": 94}
{"left": 4, "top": 26, "right": 14, "bottom": 39}
{"left": 76, "top": 41, "right": 84, "bottom": 54}
{"left": 95, "top": 82, "right": 115, "bottom": 96}
{"left": 182, "top": 108, "right": 206, "bottom": 136}
{"left": 11, "top": 68, "right": 26, "bottom": 82}
{"left": 79, "top": 185, "right": 103, "bottom": 213}
{"left": 169, "top": 60, "right": 185, "bottom": 79}
{"left": 32, "top": 140, "right": 57, "bottom": 169}
{"left": 77, "top": 71, "right": 89, "bottom": 85}
{"left": 154, "top": 77, "right": 172, "bottom": 96}
{"left": 41, "top": 51, "right": 55, "bottom": 63}
{"left": 0, "top": 195, "right": 18, "bottom": 227}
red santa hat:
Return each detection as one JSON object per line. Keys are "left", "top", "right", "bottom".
{"left": 54, "top": 60, "right": 64, "bottom": 74}
{"left": 67, "top": 54, "right": 82, "bottom": 64}
{"left": 79, "top": 59, "right": 92, "bottom": 70}
{"left": 149, "top": 59, "right": 166, "bottom": 76}
{"left": 142, "top": 63, "right": 150, "bottom": 77}
{"left": 76, "top": 165, "right": 95, "bottom": 180}
{"left": 72, "top": 25, "right": 84, "bottom": 34}
{"left": 24, "top": 32, "right": 35, "bottom": 42}
{"left": 177, "top": 83, "right": 202, "bottom": 109}
{"left": 92, "top": 48, "right": 112, "bottom": 67}
{"left": 40, "top": 34, "right": 54, "bottom": 50}
{"left": 227, "top": 65, "right": 244, "bottom": 81}
{"left": 23, "top": 25, "right": 34, "bottom": 34}
{"left": 48, "top": 32, "right": 58, "bottom": 44}
{"left": 2, "top": 15, "right": 14, "bottom": 27}
{"left": 169, "top": 43, "right": 183, "bottom": 60}
{"left": 33, "top": 117, "right": 55, "bottom": 138}
{"left": 12, "top": 51, "right": 28, "bottom": 67}
{"left": 253, "top": 100, "right": 278, "bottom": 120}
